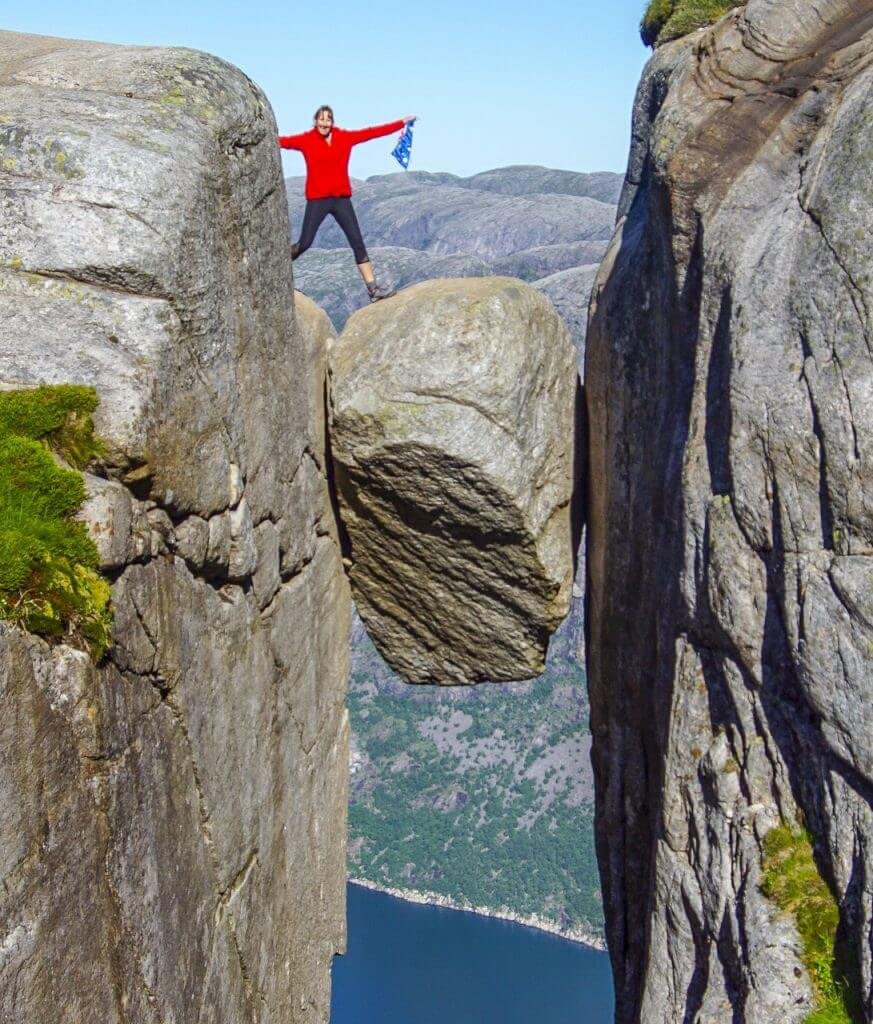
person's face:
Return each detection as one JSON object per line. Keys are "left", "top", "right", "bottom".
{"left": 315, "top": 110, "right": 333, "bottom": 136}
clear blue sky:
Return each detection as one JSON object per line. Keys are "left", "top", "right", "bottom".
{"left": 3, "top": 1, "right": 651, "bottom": 179}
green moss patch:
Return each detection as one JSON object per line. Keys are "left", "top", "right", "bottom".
{"left": 0, "top": 385, "right": 111, "bottom": 658}
{"left": 640, "top": 0, "right": 738, "bottom": 47}
{"left": 761, "top": 824, "right": 857, "bottom": 1024}
{"left": 0, "top": 384, "right": 104, "bottom": 468}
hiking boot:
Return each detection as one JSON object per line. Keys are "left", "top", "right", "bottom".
{"left": 367, "top": 282, "right": 396, "bottom": 302}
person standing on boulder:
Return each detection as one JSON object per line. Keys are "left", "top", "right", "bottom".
{"left": 278, "top": 106, "right": 417, "bottom": 302}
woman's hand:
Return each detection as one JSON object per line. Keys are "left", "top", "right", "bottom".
{"left": 403, "top": 115, "right": 417, "bottom": 125}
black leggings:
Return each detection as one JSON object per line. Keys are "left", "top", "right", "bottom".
{"left": 293, "top": 196, "right": 368, "bottom": 264}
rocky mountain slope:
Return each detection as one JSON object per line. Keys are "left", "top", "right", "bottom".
{"left": 587, "top": 2, "right": 873, "bottom": 1022}
{"left": 287, "top": 166, "right": 622, "bottom": 359}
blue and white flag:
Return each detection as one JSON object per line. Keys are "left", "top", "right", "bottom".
{"left": 391, "top": 124, "right": 413, "bottom": 170}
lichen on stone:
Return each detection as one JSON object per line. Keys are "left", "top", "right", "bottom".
{"left": 0, "top": 384, "right": 111, "bottom": 658}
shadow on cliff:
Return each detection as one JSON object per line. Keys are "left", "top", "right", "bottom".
{"left": 571, "top": 373, "right": 586, "bottom": 582}
{"left": 584, "top": 159, "right": 707, "bottom": 1022}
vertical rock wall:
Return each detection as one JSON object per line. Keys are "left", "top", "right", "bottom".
{"left": 586, "top": 3, "right": 873, "bottom": 1022}
{"left": 0, "top": 32, "right": 349, "bottom": 1023}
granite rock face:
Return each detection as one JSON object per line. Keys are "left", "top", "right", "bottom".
{"left": 330, "top": 277, "right": 580, "bottom": 685}
{"left": 0, "top": 31, "right": 349, "bottom": 1024}
{"left": 586, "top": 3, "right": 873, "bottom": 1022}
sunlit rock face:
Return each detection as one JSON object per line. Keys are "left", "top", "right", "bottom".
{"left": 330, "top": 276, "right": 579, "bottom": 685}
{"left": 586, "top": 2, "right": 873, "bottom": 1022}
{"left": 0, "top": 30, "right": 349, "bottom": 1023}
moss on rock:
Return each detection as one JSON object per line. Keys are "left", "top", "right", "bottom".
{"left": 761, "top": 824, "right": 858, "bottom": 1024}
{"left": 640, "top": 0, "right": 738, "bottom": 47}
{"left": 0, "top": 383, "right": 103, "bottom": 467}
{"left": 0, "top": 385, "right": 111, "bottom": 658}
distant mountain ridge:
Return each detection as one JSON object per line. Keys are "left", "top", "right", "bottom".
{"left": 364, "top": 165, "right": 623, "bottom": 203}
{"left": 289, "top": 164, "right": 622, "bottom": 202}
{"left": 287, "top": 164, "right": 622, "bottom": 358}
{"left": 287, "top": 177, "right": 616, "bottom": 257}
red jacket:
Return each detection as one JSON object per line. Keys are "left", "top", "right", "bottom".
{"left": 278, "top": 121, "right": 405, "bottom": 200}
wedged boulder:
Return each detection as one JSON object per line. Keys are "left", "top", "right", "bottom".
{"left": 330, "top": 277, "right": 579, "bottom": 685}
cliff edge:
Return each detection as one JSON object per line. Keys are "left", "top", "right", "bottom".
{"left": 0, "top": 31, "right": 349, "bottom": 1023}
{"left": 587, "top": 2, "right": 873, "bottom": 1021}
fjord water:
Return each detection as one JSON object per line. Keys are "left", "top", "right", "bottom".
{"left": 331, "top": 884, "right": 614, "bottom": 1023}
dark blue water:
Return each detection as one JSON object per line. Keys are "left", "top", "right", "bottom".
{"left": 331, "top": 883, "right": 614, "bottom": 1024}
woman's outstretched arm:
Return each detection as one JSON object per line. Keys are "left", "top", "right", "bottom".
{"left": 277, "top": 132, "right": 309, "bottom": 150}
{"left": 346, "top": 117, "right": 416, "bottom": 146}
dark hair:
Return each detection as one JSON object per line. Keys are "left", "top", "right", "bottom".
{"left": 313, "top": 105, "right": 334, "bottom": 122}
